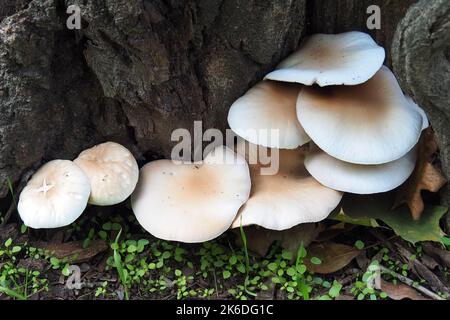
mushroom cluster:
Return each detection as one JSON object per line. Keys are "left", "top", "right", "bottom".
{"left": 16, "top": 31, "right": 430, "bottom": 245}
{"left": 228, "top": 31, "right": 428, "bottom": 231}
{"left": 18, "top": 142, "right": 139, "bottom": 229}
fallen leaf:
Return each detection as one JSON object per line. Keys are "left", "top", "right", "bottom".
{"left": 17, "top": 258, "right": 46, "bottom": 271}
{"left": 379, "top": 280, "right": 428, "bottom": 300}
{"left": 33, "top": 240, "right": 108, "bottom": 263}
{"left": 303, "top": 242, "right": 360, "bottom": 274}
{"left": 394, "top": 128, "right": 447, "bottom": 220}
{"left": 420, "top": 254, "right": 439, "bottom": 270}
{"left": 49, "top": 230, "right": 65, "bottom": 244}
{"left": 330, "top": 208, "right": 379, "bottom": 227}
{"left": 315, "top": 222, "right": 356, "bottom": 242}
{"left": 0, "top": 223, "right": 18, "bottom": 242}
{"left": 355, "top": 251, "right": 370, "bottom": 270}
{"left": 395, "top": 243, "right": 449, "bottom": 294}
{"left": 422, "top": 242, "right": 450, "bottom": 268}
{"left": 340, "top": 193, "right": 448, "bottom": 244}
{"left": 233, "top": 223, "right": 321, "bottom": 256}
{"left": 334, "top": 295, "right": 355, "bottom": 300}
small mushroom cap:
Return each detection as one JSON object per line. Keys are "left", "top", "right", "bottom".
{"left": 296, "top": 66, "right": 423, "bottom": 164}
{"left": 18, "top": 160, "right": 91, "bottom": 229}
{"left": 265, "top": 31, "right": 385, "bottom": 86}
{"left": 74, "top": 142, "right": 139, "bottom": 206}
{"left": 131, "top": 146, "right": 251, "bottom": 243}
{"left": 304, "top": 144, "right": 417, "bottom": 194}
{"left": 231, "top": 143, "right": 343, "bottom": 230}
{"left": 227, "top": 81, "right": 310, "bottom": 149}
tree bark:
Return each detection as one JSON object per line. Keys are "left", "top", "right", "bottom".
{"left": 0, "top": 0, "right": 448, "bottom": 214}
{"left": 391, "top": 0, "right": 450, "bottom": 208}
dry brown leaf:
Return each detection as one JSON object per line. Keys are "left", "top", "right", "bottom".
{"left": 394, "top": 128, "right": 447, "bottom": 220}
{"left": 304, "top": 242, "right": 360, "bottom": 274}
{"left": 233, "top": 223, "right": 322, "bottom": 256}
{"left": 423, "top": 242, "right": 450, "bottom": 268}
{"left": 395, "top": 243, "right": 449, "bottom": 294}
{"left": 334, "top": 295, "right": 355, "bottom": 300}
{"left": 315, "top": 222, "right": 356, "bottom": 242}
{"left": 0, "top": 223, "right": 18, "bottom": 242}
{"left": 380, "top": 279, "right": 428, "bottom": 300}
{"left": 420, "top": 254, "right": 439, "bottom": 270}
{"left": 33, "top": 240, "right": 108, "bottom": 263}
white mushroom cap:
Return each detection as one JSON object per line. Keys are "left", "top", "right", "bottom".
{"left": 265, "top": 31, "right": 385, "bottom": 86}
{"left": 17, "top": 160, "right": 91, "bottom": 229}
{"left": 231, "top": 143, "right": 343, "bottom": 230}
{"left": 296, "top": 66, "right": 423, "bottom": 164}
{"left": 227, "top": 81, "right": 310, "bottom": 149}
{"left": 131, "top": 146, "right": 251, "bottom": 243}
{"left": 406, "top": 96, "right": 429, "bottom": 130}
{"left": 304, "top": 144, "right": 417, "bottom": 194}
{"left": 74, "top": 142, "right": 139, "bottom": 206}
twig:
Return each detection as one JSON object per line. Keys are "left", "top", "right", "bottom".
{"left": 369, "top": 229, "right": 398, "bottom": 251}
{"left": 0, "top": 203, "right": 16, "bottom": 228}
{"left": 394, "top": 242, "right": 449, "bottom": 294}
{"left": 212, "top": 270, "right": 219, "bottom": 299}
{"left": 77, "top": 290, "right": 96, "bottom": 300}
{"left": 379, "top": 265, "right": 444, "bottom": 300}
{"left": 339, "top": 273, "right": 359, "bottom": 286}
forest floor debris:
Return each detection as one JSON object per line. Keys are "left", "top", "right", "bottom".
{"left": 1, "top": 203, "right": 449, "bottom": 300}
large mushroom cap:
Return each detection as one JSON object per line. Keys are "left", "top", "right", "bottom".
{"left": 131, "top": 146, "right": 251, "bottom": 243}
{"left": 227, "top": 81, "right": 310, "bottom": 149}
{"left": 265, "top": 31, "right": 385, "bottom": 86}
{"left": 304, "top": 144, "right": 417, "bottom": 194}
{"left": 18, "top": 160, "right": 91, "bottom": 229}
{"left": 406, "top": 96, "right": 429, "bottom": 131}
{"left": 231, "top": 143, "right": 342, "bottom": 230}
{"left": 74, "top": 142, "right": 139, "bottom": 206}
{"left": 296, "top": 66, "right": 423, "bottom": 164}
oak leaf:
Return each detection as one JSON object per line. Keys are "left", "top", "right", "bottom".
{"left": 394, "top": 128, "right": 447, "bottom": 220}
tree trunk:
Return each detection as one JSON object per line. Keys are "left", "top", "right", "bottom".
{"left": 0, "top": 0, "right": 449, "bottom": 213}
